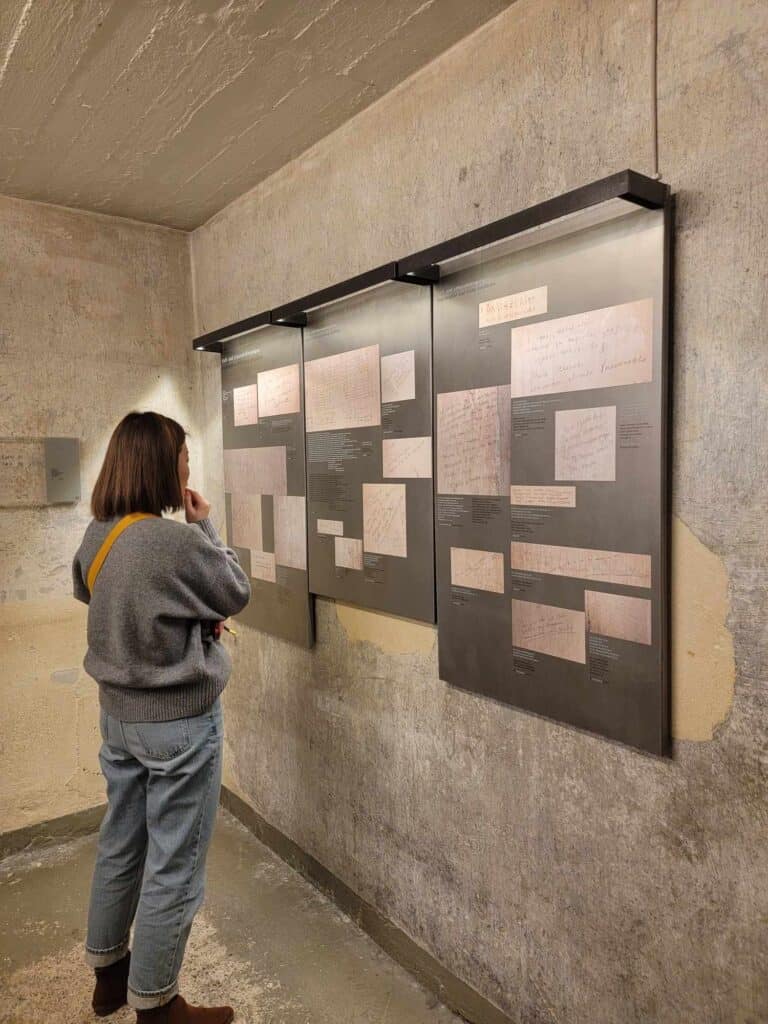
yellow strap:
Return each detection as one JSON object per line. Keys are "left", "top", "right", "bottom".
{"left": 87, "top": 513, "right": 155, "bottom": 594}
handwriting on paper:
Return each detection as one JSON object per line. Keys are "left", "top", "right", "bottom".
{"left": 274, "top": 495, "right": 306, "bottom": 571}
{"left": 509, "top": 485, "right": 576, "bottom": 507}
{"left": 381, "top": 350, "right": 416, "bottom": 404}
{"left": 585, "top": 590, "right": 652, "bottom": 645}
{"left": 555, "top": 406, "right": 616, "bottom": 481}
{"left": 335, "top": 536, "right": 363, "bottom": 570}
{"left": 363, "top": 483, "right": 407, "bottom": 558}
{"left": 233, "top": 384, "right": 259, "bottom": 426}
{"left": 317, "top": 518, "right": 344, "bottom": 536}
{"left": 479, "top": 286, "right": 547, "bottom": 328}
{"left": 382, "top": 436, "right": 432, "bottom": 479}
{"left": 304, "top": 345, "right": 381, "bottom": 432}
{"left": 512, "top": 599, "right": 586, "bottom": 663}
{"left": 223, "top": 447, "right": 287, "bottom": 497}
{"left": 230, "top": 493, "right": 263, "bottom": 550}
{"left": 249, "top": 550, "right": 276, "bottom": 584}
{"left": 436, "top": 386, "right": 511, "bottom": 496}
{"left": 511, "top": 542, "right": 651, "bottom": 589}
{"left": 511, "top": 298, "right": 653, "bottom": 398}
{"left": 257, "top": 363, "right": 301, "bottom": 418}
{"left": 450, "top": 547, "right": 505, "bottom": 594}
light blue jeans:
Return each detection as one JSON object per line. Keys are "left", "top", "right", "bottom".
{"left": 85, "top": 698, "right": 223, "bottom": 1010}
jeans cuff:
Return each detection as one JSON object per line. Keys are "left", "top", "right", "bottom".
{"left": 84, "top": 937, "right": 130, "bottom": 968}
{"left": 128, "top": 978, "right": 179, "bottom": 1010}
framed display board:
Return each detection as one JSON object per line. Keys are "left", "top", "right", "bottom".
{"left": 431, "top": 201, "right": 670, "bottom": 754}
{"left": 221, "top": 325, "right": 313, "bottom": 647}
{"left": 303, "top": 281, "right": 435, "bottom": 623}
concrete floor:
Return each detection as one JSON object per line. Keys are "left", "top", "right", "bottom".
{"left": 0, "top": 810, "right": 462, "bottom": 1024}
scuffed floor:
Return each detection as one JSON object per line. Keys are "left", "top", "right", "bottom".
{"left": 0, "top": 811, "right": 461, "bottom": 1024}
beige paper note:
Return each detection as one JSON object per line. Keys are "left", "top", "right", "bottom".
{"left": 230, "top": 493, "right": 263, "bottom": 550}
{"left": 450, "top": 547, "right": 505, "bottom": 594}
{"left": 363, "top": 483, "right": 407, "bottom": 558}
{"left": 317, "top": 518, "right": 344, "bottom": 536}
{"left": 257, "top": 363, "right": 301, "bottom": 418}
{"left": 304, "top": 344, "right": 381, "bottom": 432}
{"left": 585, "top": 590, "right": 652, "bottom": 645}
{"left": 512, "top": 599, "right": 586, "bottom": 664}
{"left": 555, "top": 406, "right": 616, "bottom": 481}
{"left": 382, "top": 436, "right": 432, "bottom": 479}
{"left": 381, "top": 350, "right": 416, "bottom": 403}
{"left": 233, "top": 384, "right": 259, "bottom": 426}
{"left": 274, "top": 495, "right": 306, "bottom": 571}
{"left": 436, "top": 386, "right": 511, "bottom": 495}
{"left": 335, "top": 536, "right": 363, "bottom": 570}
{"left": 223, "top": 447, "right": 287, "bottom": 497}
{"left": 511, "top": 542, "right": 651, "bottom": 589}
{"left": 510, "top": 485, "right": 576, "bottom": 507}
{"left": 249, "top": 550, "right": 276, "bottom": 584}
{"left": 511, "top": 297, "right": 653, "bottom": 398}
{"left": 479, "top": 286, "right": 547, "bottom": 328}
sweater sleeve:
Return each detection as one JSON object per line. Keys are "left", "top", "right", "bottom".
{"left": 72, "top": 551, "right": 91, "bottom": 605}
{"left": 169, "top": 519, "right": 251, "bottom": 620}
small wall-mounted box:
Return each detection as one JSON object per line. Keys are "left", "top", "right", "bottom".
{"left": 44, "top": 437, "right": 81, "bottom": 505}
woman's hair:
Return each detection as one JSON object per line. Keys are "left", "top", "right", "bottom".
{"left": 91, "top": 412, "right": 187, "bottom": 520}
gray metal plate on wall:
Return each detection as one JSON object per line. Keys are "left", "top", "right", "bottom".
{"left": 221, "top": 325, "right": 314, "bottom": 648}
{"left": 433, "top": 206, "right": 669, "bottom": 754}
{"left": 304, "top": 281, "right": 436, "bottom": 623}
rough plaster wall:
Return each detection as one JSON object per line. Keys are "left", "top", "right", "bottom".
{"left": 0, "top": 196, "right": 216, "bottom": 833}
{"left": 190, "top": 0, "right": 768, "bottom": 1020}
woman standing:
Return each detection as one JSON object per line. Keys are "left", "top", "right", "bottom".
{"left": 72, "top": 411, "right": 251, "bottom": 1024}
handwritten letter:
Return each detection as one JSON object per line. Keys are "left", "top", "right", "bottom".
{"left": 304, "top": 345, "right": 381, "bottom": 432}
{"left": 479, "top": 286, "right": 547, "bottom": 328}
{"left": 555, "top": 406, "right": 616, "bottom": 481}
{"left": 382, "top": 437, "right": 432, "bottom": 479}
{"left": 511, "top": 298, "right": 653, "bottom": 398}
{"left": 363, "top": 483, "right": 407, "bottom": 558}
{"left": 450, "top": 547, "right": 505, "bottom": 594}
{"left": 233, "top": 385, "right": 259, "bottom": 426}
{"left": 510, "top": 485, "right": 576, "bottom": 508}
{"left": 436, "top": 386, "right": 511, "bottom": 496}
{"left": 512, "top": 599, "right": 586, "bottom": 664}
{"left": 249, "top": 550, "right": 276, "bottom": 584}
{"left": 381, "top": 350, "right": 415, "bottom": 404}
{"left": 585, "top": 590, "right": 652, "bottom": 645}
{"left": 511, "top": 542, "right": 651, "bottom": 589}
{"left": 257, "top": 363, "right": 301, "bottom": 418}
{"left": 335, "top": 536, "right": 363, "bottom": 570}
{"left": 230, "top": 493, "right": 263, "bottom": 550}
{"left": 223, "top": 447, "right": 287, "bottom": 497}
{"left": 274, "top": 495, "right": 306, "bottom": 571}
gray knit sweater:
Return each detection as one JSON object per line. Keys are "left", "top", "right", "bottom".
{"left": 72, "top": 515, "right": 251, "bottom": 722}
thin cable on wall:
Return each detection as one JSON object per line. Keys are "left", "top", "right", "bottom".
{"left": 650, "top": 0, "right": 661, "bottom": 179}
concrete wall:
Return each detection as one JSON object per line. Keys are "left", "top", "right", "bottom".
{"left": 190, "top": 0, "right": 767, "bottom": 1020}
{"left": 0, "top": 197, "right": 220, "bottom": 834}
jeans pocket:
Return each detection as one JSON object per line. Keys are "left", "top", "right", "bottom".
{"left": 132, "top": 719, "right": 192, "bottom": 761}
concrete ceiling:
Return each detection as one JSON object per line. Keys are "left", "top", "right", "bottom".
{"left": 0, "top": 0, "right": 515, "bottom": 230}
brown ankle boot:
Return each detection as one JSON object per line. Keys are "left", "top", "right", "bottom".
{"left": 136, "top": 994, "right": 234, "bottom": 1024}
{"left": 92, "top": 951, "right": 131, "bottom": 1016}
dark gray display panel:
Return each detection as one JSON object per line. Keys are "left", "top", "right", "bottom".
{"left": 303, "top": 282, "right": 435, "bottom": 622}
{"left": 433, "top": 206, "right": 669, "bottom": 754}
{"left": 221, "top": 326, "right": 313, "bottom": 647}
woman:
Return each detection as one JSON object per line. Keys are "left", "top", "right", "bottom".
{"left": 72, "top": 411, "right": 251, "bottom": 1024}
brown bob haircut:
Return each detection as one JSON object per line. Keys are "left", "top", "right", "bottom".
{"left": 91, "top": 411, "right": 187, "bottom": 520}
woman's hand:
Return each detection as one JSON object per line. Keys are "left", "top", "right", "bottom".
{"left": 184, "top": 487, "right": 211, "bottom": 524}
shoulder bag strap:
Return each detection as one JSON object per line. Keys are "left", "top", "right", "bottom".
{"left": 87, "top": 512, "right": 156, "bottom": 594}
